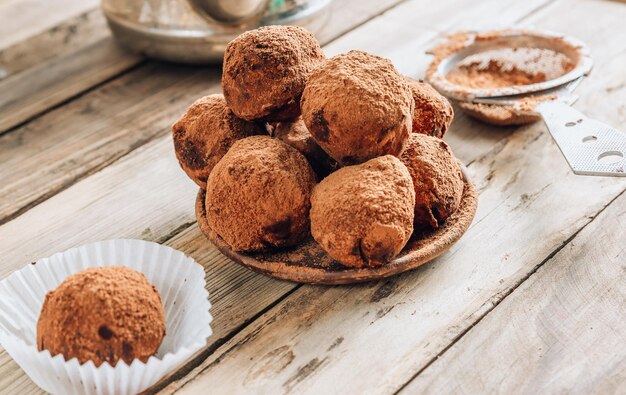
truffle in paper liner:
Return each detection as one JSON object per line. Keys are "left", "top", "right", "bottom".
{"left": 0, "top": 239, "right": 212, "bottom": 395}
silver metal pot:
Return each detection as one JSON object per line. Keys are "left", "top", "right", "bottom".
{"left": 102, "top": 0, "right": 332, "bottom": 63}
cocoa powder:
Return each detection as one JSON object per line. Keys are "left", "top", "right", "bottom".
{"left": 446, "top": 47, "right": 575, "bottom": 89}
{"left": 400, "top": 134, "right": 464, "bottom": 231}
{"left": 205, "top": 136, "right": 316, "bottom": 251}
{"left": 310, "top": 155, "right": 415, "bottom": 268}
{"left": 301, "top": 50, "right": 414, "bottom": 165}
{"left": 406, "top": 77, "right": 454, "bottom": 138}
{"left": 222, "top": 25, "right": 325, "bottom": 122}
{"left": 37, "top": 266, "right": 166, "bottom": 367}
{"left": 172, "top": 94, "right": 266, "bottom": 188}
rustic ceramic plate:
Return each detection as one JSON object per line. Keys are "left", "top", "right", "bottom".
{"left": 195, "top": 177, "right": 477, "bottom": 285}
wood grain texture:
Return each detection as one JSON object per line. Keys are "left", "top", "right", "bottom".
{"left": 0, "top": 139, "right": 197, "bottom": 279}
{"left": 0, "top": 63, "right": 215, "bottom": 225}
{"left": 0, "top": 0, "right": 98, "bottom": 49}
{"left": 0, "top": 37, "right": 142, "bottom": 133}
{"left": 166, "top": 1, "right": 626, "bottom": 392}
{"left": 401, "top": 190, "right": 626, "bottom": 394}
{"left": 0, "top": 3, "right": 118, "bottom": 134}
{"left": 164, "top": 114, "right": 626, "bottom": 395}
{"left": 0, "top": 0, "right": 406, "bottom": 225}
{"left": 0, "top": 9, "right": 108, "bottom": 80}
{"left": 0, "top": 0, "right": 408, "bottom": 134}
{"left": 0, "top": 0, "right": 624, "bottom": 394}
{"left": 0, "top": 0, "right": 410, "bottom": 392}
{"left": 0, "top": 0, "right": 540, "bottom": 391}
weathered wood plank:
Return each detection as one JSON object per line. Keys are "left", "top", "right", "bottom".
{"left": 2, "top": 0, "right": 623, "bottom": 393}
{"left": 0, "top": 139, "right": 197, "bottom": 278}
{"left": 0, "top": 9, "right": 109, "bottom": 80}
{"left": 0, "top": 0, "right": 551, "bottom": 391}
{"left": 0, "top": 4, "right": 142, "bottom": 134}
{"left": 401, "top": 191, "right": 626, "bottom": 394}
{"left": 0, "top": 0, "right": 407, "bottom": 225}
{"left": 165, "top": 1, "right": 626, "bottom": 392}
{"left": 0, "top": 37, "right": 142, "bottom": 133}
{"left": 0, "top": 0, "right": 98, "bottom": 49}
{"left": 168, "top": 102, "right": 626, "bottom": 395}
{"left": 0, "top": 0, "right": 412, "bottom": 135}
{"left": 0, "top": 63, "right": 214, "bottom": 225}
{"left": 0, "top": 0, "right": 414, "bottom": 392}
{"left": 0, "top": 223, "right": 296, "bottom": 394}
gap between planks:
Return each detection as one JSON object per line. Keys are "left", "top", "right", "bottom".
{"left": 0, "top": 0, "right": 410, "bottom": 392}
{"left": 400, "top": 187, "right": 626, "bottom": 393}
{"left": 0, "top": 0, "right": 410, "bottom": 136}
{"left": 0, "top": 0, "right": 556, "bottom": 392}
{"left": 0, "top": 0, "right": 98, "bottom": 49}
{"left": 1, "top": 0, "right": 620, "bottom": 392}
{"left": 394, "top": 187, "right": 626, "bottom": 394}
{"left": 164, "top": 0, "right": 626, "bottom": 392}
{"left": 0, "top": 0, "right": 410, "bottom": 226}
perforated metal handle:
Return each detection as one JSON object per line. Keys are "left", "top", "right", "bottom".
{"left": 536, "top": 101, "right": 626, "bottom": 177}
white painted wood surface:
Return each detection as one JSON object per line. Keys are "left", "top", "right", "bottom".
{"left": 402, "top": 190, "right": 626, "bottom": 394}
{"left": 0, "top": 0, "right": 624, "bottom": 394}
{"left": 0, "top": 0, "right": 99, "bottom": 49}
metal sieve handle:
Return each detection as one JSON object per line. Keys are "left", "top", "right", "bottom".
{"left": 536, "top": 101, "right": 626, "bottom": 177}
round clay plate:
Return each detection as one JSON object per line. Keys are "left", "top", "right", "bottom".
{"left": 195, "top": 176, "right": 477, "bottom": 284}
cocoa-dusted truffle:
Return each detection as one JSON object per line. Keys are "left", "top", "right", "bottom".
{"left": 222, "top": 25, "right": 325, "bottom": 122}
{"left": 37, "top": 266, "right": 166, "bottom": 367}
{"left": 399, "top": 134, "right": 464, "bottom": 231}
{"left": 310, "top": 155, "right": 415, "bottom": 268}
{"left": 273, "top": 117, "right": 339, "bottom": 179}
{"left": 206, "top": 135, "right": 317, "bottom": 251}
{"left": 406, "top": 78, "right": 454, "bottom": 138}
{"left": 172, "top": 94, "right": 266, "bottom": 188}
{"left": 301, "top": 50, "right": 414, "bottom": 165}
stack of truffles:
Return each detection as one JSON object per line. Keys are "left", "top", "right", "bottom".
{"left": 173, "top": 25, "right": 465, "bottom": 269}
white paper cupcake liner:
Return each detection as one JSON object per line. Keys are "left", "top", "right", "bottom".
{"left": 0, "top": 239, "right": 212, "bottom": 395}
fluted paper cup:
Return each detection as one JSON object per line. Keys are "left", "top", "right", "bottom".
{"left": 0, "top": 239, "right": 212, "bottom": 395}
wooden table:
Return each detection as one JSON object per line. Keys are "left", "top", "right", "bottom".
{"left": 1, "top": 0, "right": 625, "bottom": 393}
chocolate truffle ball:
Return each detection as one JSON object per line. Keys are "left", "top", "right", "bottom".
{"left": 172, "top": 94, "right": 266, "bottom": 188}
{"left": 301, "top": 50, "right": 414, "bottom": 165}
{"left": 406, "top": 78, "right": 454, "bottom": 138}
{"left": 273, "top": 117, "right": 339, "bottom": 179}
{"left": 310, "top": 155, "right": 415, "bottom": 268}
{"left": 206, "top": 135, "right": 317, "bottom": 251}
{"left": 37, "top": 266, "right": 166, "bottom": 367}
{"left": 222, "top": 25, "right": 325, "bottom": 122}
{"left": 399, "top": 134, "right": 464, "bottom": 231}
